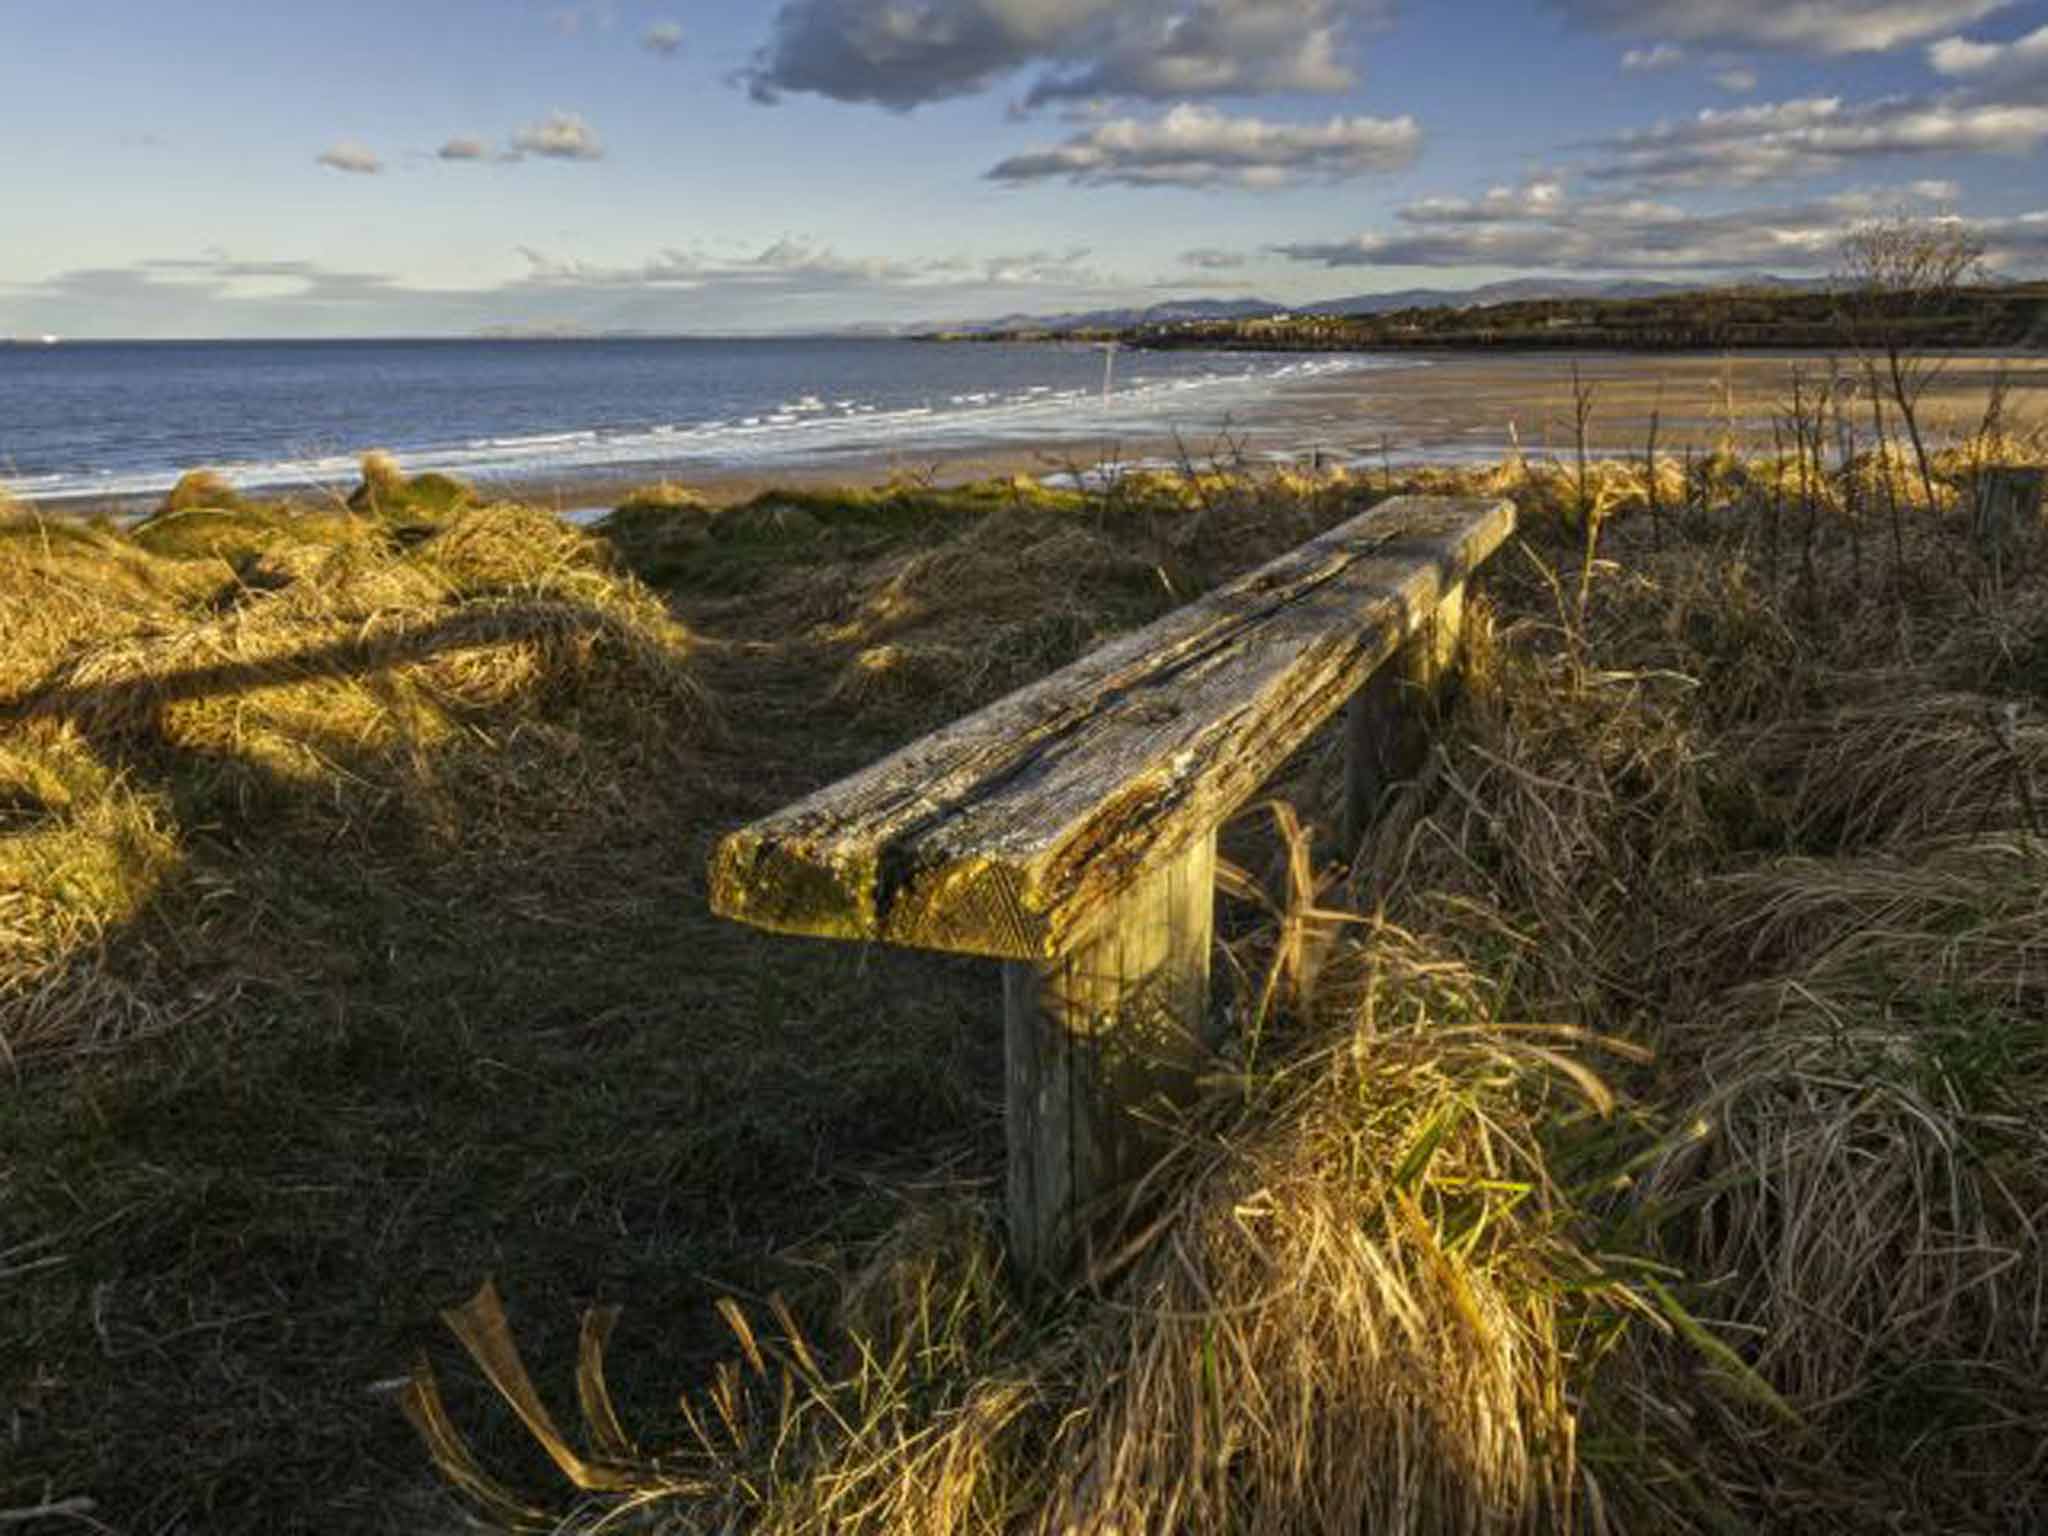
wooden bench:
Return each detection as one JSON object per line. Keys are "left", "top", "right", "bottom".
{"left": 710, "top": 495, "right": 1516, "bottom": 1274}
{"left": 1972, "top": 466, "right": 2047, "bottom": 583}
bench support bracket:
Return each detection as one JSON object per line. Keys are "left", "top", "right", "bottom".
{"left": 1343, "top": 580, "right": 1468, "bottom": 852}
{"left": 1002, "top": 832, "right": 1218, "bottom": 1277}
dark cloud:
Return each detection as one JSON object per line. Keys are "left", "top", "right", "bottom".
{"left": 1020, "top": 0, "right": 1365, "bottom": 108}
{"left": 987, "top": 103, "right": 1419, "bottom": 188}
{"left": 740, "top": 0, "right": 1385, "bottom": 110}
{"left": 438, "top": 137, "right": 491, "bottom": 161}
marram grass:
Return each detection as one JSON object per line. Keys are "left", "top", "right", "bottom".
{"left": 411, "top": 428, "right": 2048, "bottom": 1533}
{"left": 0, "top": 462, "right": 705, "bottom": 1065}
{"left": 7, "top": 420, "right": 2048, "bottom": 1531}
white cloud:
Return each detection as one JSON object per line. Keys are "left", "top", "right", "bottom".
{"left": 1, "top": 234, "right": 1148, "bottom": 338}
{"left": 1550, "top": 0, "right": 2014, "bottom": 54}
{"left": 437, "top": 137, "right": 490, "bottom": 161}
{"left": 644, "top": 21, "right": 684, "bottom": 55}
{"left": 1182, "top": 246, "right": 1248, "bottom": 268}
{"left": 1588, "top": 93, "right": 2048, "bottom": 186}
{"left": 315, "top": 139, "right": 383, "bottom": 174}
{"left": 1713, "top": 65, "right": 1760, "bottom": 91}
{"left": 1399, "top": 177, "right": 1568, "bottom": 223}
{"left": 978, "top": 246, "right": 1104, "bottom": 285}
{"left": 549, "top": 1, "right": 617, "bottom": 37}
{"left": 740, "top": 0, "right": 1388, "bottom": 110}
{"left": 1273, "top": 176, "right": 2048, "bottom": 274}
{"left": 33, "top": 254, "right": 407, "bottom": 308}
{"left": 1911, "top": 176, "right": 1962, "bottom": 199}
{"left": 986, "top": 103, "right": 1420, "bottom": 188}
{"left": 1622, "top": 43, "right": 1685, "bottom": 71}
{"left": 509, "top": 238, "right": 1109, "bottom": 294}
{"left": 510, "top": 111, "right": 605, "bottom": 161}
{"left": 1930, "top": 34, "right": 2002, "bottom": 70}
{"left": 1928, "top": 21, "right": 2048, "bottom": 85}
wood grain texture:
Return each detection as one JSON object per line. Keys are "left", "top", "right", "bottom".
{"left": 711, "top": 495, "right": 1515, "bottom": 962}
{"left": 1003, "top": 834, "right": 1216, "bottom": 1276}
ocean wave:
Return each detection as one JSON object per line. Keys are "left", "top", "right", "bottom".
{"left": 6, "top": 352, "right": 1415, "bottom": 503}
{"left": 472, "top": 430, "right": 600, "bottom": 450}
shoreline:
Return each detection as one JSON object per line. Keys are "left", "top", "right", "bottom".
{"left": 14, "top": 431, "right": 1318, "bottom": 522}
{"left": 17, "top": 348, "right": 2045, "bottom": 522}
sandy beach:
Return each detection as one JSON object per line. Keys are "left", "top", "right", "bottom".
{"left": 463, "top": 349, "right": 2048, "bottom": 515}
{"left": 30, "top": 348, "right": 2047, "bottom": 521}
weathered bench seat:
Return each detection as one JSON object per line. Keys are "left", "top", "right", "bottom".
{"left": 712, "top": 495, "right": 1515, "bottom": 1272}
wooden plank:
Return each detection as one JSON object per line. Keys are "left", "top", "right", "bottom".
{"left": 1003, "top": 833, "right": 1216, "bottom": 1276}
{"left": 1973, "top": 466, "right": 2045, "bottom": 553}
{"left": 711, "top": 495, "right": 1515, "bottom": 963}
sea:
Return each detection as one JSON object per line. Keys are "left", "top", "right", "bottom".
{"left": 0, "top": 336, "right": 1402, "bottom": 505}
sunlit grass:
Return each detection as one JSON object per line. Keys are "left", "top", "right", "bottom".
{"left": 6, "top": 421, "right": 2048, "bottom": 1531}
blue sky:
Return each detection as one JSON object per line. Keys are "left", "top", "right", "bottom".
{"left": 2, "top": 0, "right": 2044, "bottom": 336}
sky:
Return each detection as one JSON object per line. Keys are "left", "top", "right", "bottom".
{"left": 2, "top": 0, "right": 2045, "bottom": 336}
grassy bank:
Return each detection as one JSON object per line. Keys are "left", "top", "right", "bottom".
{"left": 4, "top": 419, "right": 2046, "bottom": 1529}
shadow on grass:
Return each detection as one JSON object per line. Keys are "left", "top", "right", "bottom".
{"left": 1, "top": 590, "right": 1003, "bottom": 1531}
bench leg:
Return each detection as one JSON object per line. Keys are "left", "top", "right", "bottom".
{"left": 1343, "top": 579, "right": 1467, "bottom": 851}
{"left": 1002, "top": 832, "right": 1217, "bottom": 1278}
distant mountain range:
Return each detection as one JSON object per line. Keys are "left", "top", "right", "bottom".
{"left": 932, "top": 276, "right": 1839, "bottom": 335}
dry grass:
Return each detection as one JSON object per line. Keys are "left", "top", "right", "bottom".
{"left": 1360, "top": 444, "right": 2048, "bottom": 1529}
{"left": 10, "top": 424, "right": 2048, "bottom": 1531}
{"left": 404, "top": 436, "right": 2048, "bottom": 1535}
{"left": 1626, "top": 835, "right": 2048, "bottom": 1527}
{"left": 408, "top": 917, "right": 1655, "bottom": 1536}
{"left": 0, "top": 478, "right": 703, "bottom": 1068}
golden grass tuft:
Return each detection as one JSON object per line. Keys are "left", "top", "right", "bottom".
{"left": 407, "top": 915, "right": 1654, "bottom": 1536}
{"left": 0, "top": 498, "right": 705, "bottom": 1065}
{"left": 0, "top": 514, "right": 223, "bottom": 689}
{"left": 348, "top": 450, "right": 480, "bottom": 521}
{"left": 160, "top": 466, "right": 244, "bottom": 513}
{"left": 0, "top": 721, "right": 184, "bottom": 1061}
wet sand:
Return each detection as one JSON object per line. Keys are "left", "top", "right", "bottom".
{"left": 34, "top": 350, "right": 2047, "bottom": 521}
{"left": 516, "top": 350, "right": 2048, "bottom": 515}
{"left": 1268, "top": 350, "right": 2048, "bottom": 460}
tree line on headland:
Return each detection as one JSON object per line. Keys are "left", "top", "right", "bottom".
{"left": 937, "top": 279, "right": 2048, "bottom": 354}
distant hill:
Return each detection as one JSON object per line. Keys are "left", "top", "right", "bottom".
{"left": 1298, "top": 278, "right": 1692, "bottom": 316}
{"left": 942, "top": 297, "right": 1290, "bottom": 336}
{"left": 940, "top": 276, "right": 1841, "bottom": 335}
